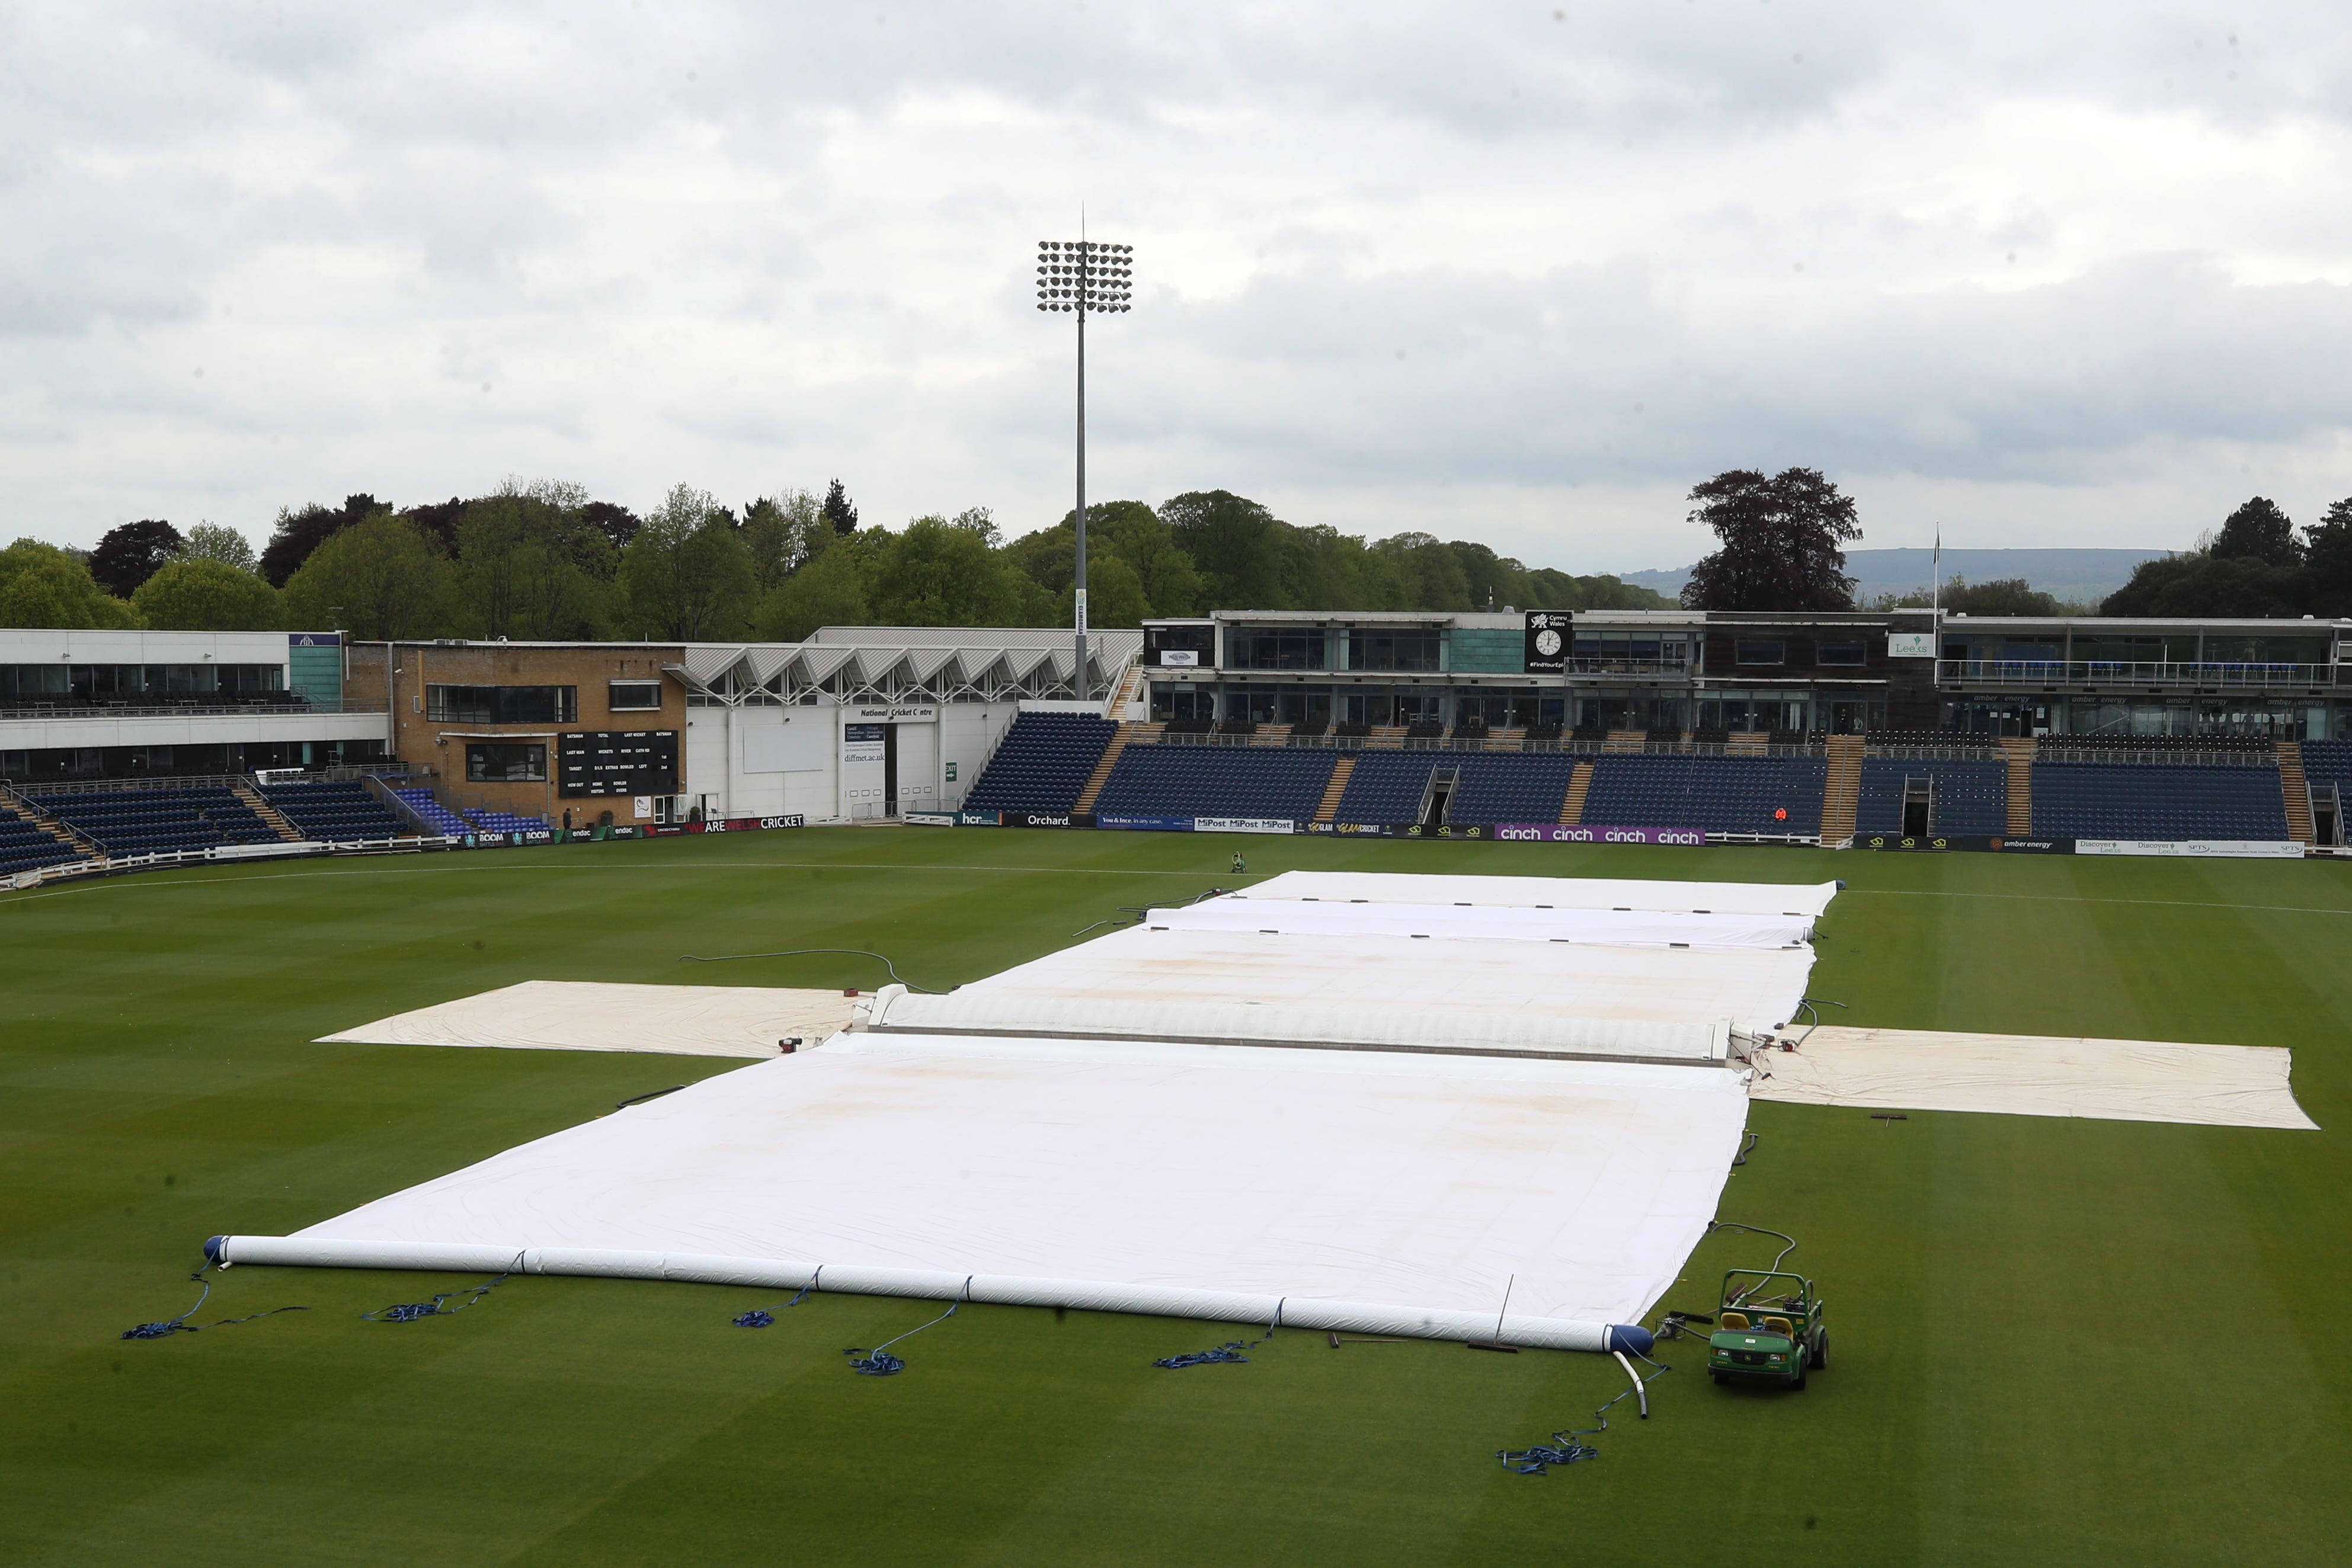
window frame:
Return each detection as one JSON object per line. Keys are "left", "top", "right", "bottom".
{"left": 608, "top": 680, "right": 664, "bottom": 712}
{"left": 465, "top": 742, "right": 548, "bottom": 783}
{"left": 1734, "top": 638, "right": 1787, "bottom": 667}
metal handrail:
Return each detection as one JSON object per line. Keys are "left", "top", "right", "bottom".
{"left": 1938, "top": 658, "right": 2335, "bottom": 687}
{"left": 0, "top": 697, "right": 389, "bottom": 721}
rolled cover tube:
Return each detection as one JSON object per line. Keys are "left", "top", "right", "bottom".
{"left": 204, "top": 1236, "right": 1640, "bottom": 1353}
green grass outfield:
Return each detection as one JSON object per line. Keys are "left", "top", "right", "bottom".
{"left": 3, "top": 827, "right": 2348, "bottom": 1566}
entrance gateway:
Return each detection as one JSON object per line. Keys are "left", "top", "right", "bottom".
{"left": 838, "top": 704, "right": 940, "bottom": 820}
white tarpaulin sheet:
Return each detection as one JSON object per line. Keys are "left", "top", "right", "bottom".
{"left": 875, "top": 990, "right": 1730, "bottom": 1063}
{"left": 1233, "top": 869, "right": 1840, "bottom": 918}
{"left": 1145, "top": 896, "right": 1815, "bottom": 951}
{"left": 315, "top": 981, "right": 856, "bottom": 1059}
{"left": 1752, "top": 1026, "right": 2318, "bottom": 1130}
{"left": 219, "top": 1032, "right": 1752, "bottom": 1349}
{"left": 938, "top": 921, "right": 1819, "bottom": 1038}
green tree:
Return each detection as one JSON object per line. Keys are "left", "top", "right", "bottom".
{"left": 2100, "top": 553, "right": 2302, "bottom": 617}
{"left": 870, "top": 516, "right": 1031, "bottom": 626}
{"left": 617, "top": 484, "right": 757, "bottom": 640}
{"left": 2212, "top": 496, "right": 2302, "bottom": 568}
{"left": 742, "top": 489, "right": 827, "bottom": 594}
{"left": 2303, "top": 497, "right": 2352, "bottom": 615}
{"left": 753, "top": 542, "right": 874, "bottom": 641}
{"left": 88, "top": 519, "right": 183, "bottom": 597}
{"left": 456, "top": 479, "right": 612, "bottom": 639}
{"left": 1161, "top": 490, "right": 1289, "bottom": 609}
{"left": 1679, "top": 468, "right": 1861, "bottom": 612}
{"left": 174, "top": 522, "right": 258, "bottom": 572}
{"left": 261, "top": 493, "right": 386, "bottom": 586}
{"left": 131, "top": 558, "right": 281, "bottom": 630}
{"left": 821, "top": 478, "right": 859, "bottom": 537}
{"left": 280, "top": 516, "right": 457, "bottom": 639}
{"left": 0, "top": 539, "right": 142, "bottom": 628}
{"left": 1522, "top": 568, "right": 1674, "bottom": 611}
{"left": 1375, "top": 532, "right": 1476, "bottom": 610}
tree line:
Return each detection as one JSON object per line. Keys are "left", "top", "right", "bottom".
{"left": 0, "top": 482, "right": 1671, "bottom": 638}
{"left": 1675, "top": 469, "right": 2352, "bottom": 619}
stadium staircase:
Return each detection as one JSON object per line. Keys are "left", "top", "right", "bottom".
{"left": 1818, "top": 735, "right": 1864, "bottom": 845}
{"left": 2277, "top": 741, "right": 2315, "bottom": 845}
{"left": 1997, "top": 738, "right": 2037, "bottom": 834}
{"left": 1073, "top": 724, "right": 1139, "bottom": 815}
{"left": 1311, "top": 755, "right": 1358, "bottom": 824}
{"left": 1603, "top": 729, "right": 1647, "bottom": 753}
{"left": 233, "top": 778, "right": 308, "bottom": 843}
{"left": 1727, "top": 732, "right": 1768, "bottom": 755}
{"left": 1107, "top": 662, "right": 1148, "bottom": 718}
{"left": 1559, "top": 760, "right": 1592, "bottom": 825}
{"left": 0, "top": 781, "right": 99, "bottom": 862}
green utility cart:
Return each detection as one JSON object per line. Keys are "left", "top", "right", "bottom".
{"left": 1706, "top": 1269, "right": 1828, "bottom": 1390}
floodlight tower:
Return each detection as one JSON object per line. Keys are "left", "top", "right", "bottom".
{"left": 1036, "top": 236, "right": 1133, "bottom": 700}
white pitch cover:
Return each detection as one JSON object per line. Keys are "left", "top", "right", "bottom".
{"left": 224, "top": 1033, "right": 1752, "bottom": 1349}
{"left": 213, "top": 873, "right": 1839, "bottom": 1351}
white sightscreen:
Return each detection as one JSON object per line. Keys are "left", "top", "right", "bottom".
{"left": 224, "top": 1032, "right": 1751, "bottom": 1349}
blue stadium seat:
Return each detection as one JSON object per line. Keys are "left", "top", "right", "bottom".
{"left": 263, "top": 780, "right": 408, "bottom": 840}
{"left": 1093, "top": 744, "right": 1336, "bottom": 823}
{"left": 1581, "top": 754, "right": 1828, "bottom": 835}
{"left": 1855, "top": 758, "right": 2008, "bottom": 836}
{"left": 964, "top": 712, "right": 1119, "bottom": 815}
{"left": 2029, "top": 761, "right": 2288, "bottom": 841}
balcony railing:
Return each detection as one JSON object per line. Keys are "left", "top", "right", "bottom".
{"left": 1937, "top": 659, "right": 2336, "bottom": 689}
{"left": 1562, "top": 657, "right": 1695, "bottom": 677}
{"left": 0, "top": 697, "right": 389, "bottom": 721}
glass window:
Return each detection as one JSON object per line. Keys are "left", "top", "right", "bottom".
{"left": 1348, "top": 630, "right": 1441, "bottom": 671}
{"left": 1735, "top": 639, "right": 1785, "bottom": 666}
{"left": 1817, "top": 641, "right": 1867, "bottom": 667}
{"left": 429, "top": 685, "right": 578, "bottom": 723}
{"left": 1225, "top": 628, "right": 1326, "bottom": 670}
{"left": 466, "top": 743, "right": 547, "bottom": 782}
{"left": 609, "top": 681, "right": 663, "bottom": 712}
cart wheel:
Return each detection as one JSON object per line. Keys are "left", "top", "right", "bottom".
{"left": 1810, "top": 1329, "right": 1828, "bottom": 1370}
{"left": 1711, "top": 1371, "right": 1727, "bottom": 1385}
{"left": 1791, "top": 1362, "right": 1807, "bottom": 1391}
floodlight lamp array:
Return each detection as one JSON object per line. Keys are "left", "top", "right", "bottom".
{"left": 1036, "top": 239, "right": 1134, "bottom": 313}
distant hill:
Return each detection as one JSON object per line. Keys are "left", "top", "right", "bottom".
{"left": 1619, "top": 548, "right": 2169, "bottom": 607}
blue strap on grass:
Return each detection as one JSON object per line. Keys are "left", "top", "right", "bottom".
{"left": 843, "top": 1278, "right": 968, "bottom": 1375}
{"left": 1498, "top": 1348, "right": 1673, "bottom": 1476}
{"left": 121, "top": 1266, "right": 310, "bottom": 1341}
{"left": 1154, "top": 1301, "right": 1282, "bottom": 1369}
{"left": 734, "top": 1273, "right": 820, "bottom": 1328}
{"left": 364, "top": 1269, "right": 512, "bottom": 1323}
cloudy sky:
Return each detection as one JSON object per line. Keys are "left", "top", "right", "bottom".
{"left": 5, "top": 2, "right": 2350, "bottom": 572}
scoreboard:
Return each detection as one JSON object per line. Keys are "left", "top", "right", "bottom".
{"left": 558, "top": 729, "right": 680, "bottom": 797}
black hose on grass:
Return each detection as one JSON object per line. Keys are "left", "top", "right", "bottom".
{"left": 676, "top": 947, "right": 948, "bottom": 993}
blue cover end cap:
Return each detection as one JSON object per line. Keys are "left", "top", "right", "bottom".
{"left": 1607, "top": 1324, "right": 1655, "bottom": 1356}
{"left": 1835, "top": 879, "right": 1847, "bottom": 890}
{"left": 203, "top": 1236, "right": 229, "bottom": 1265}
